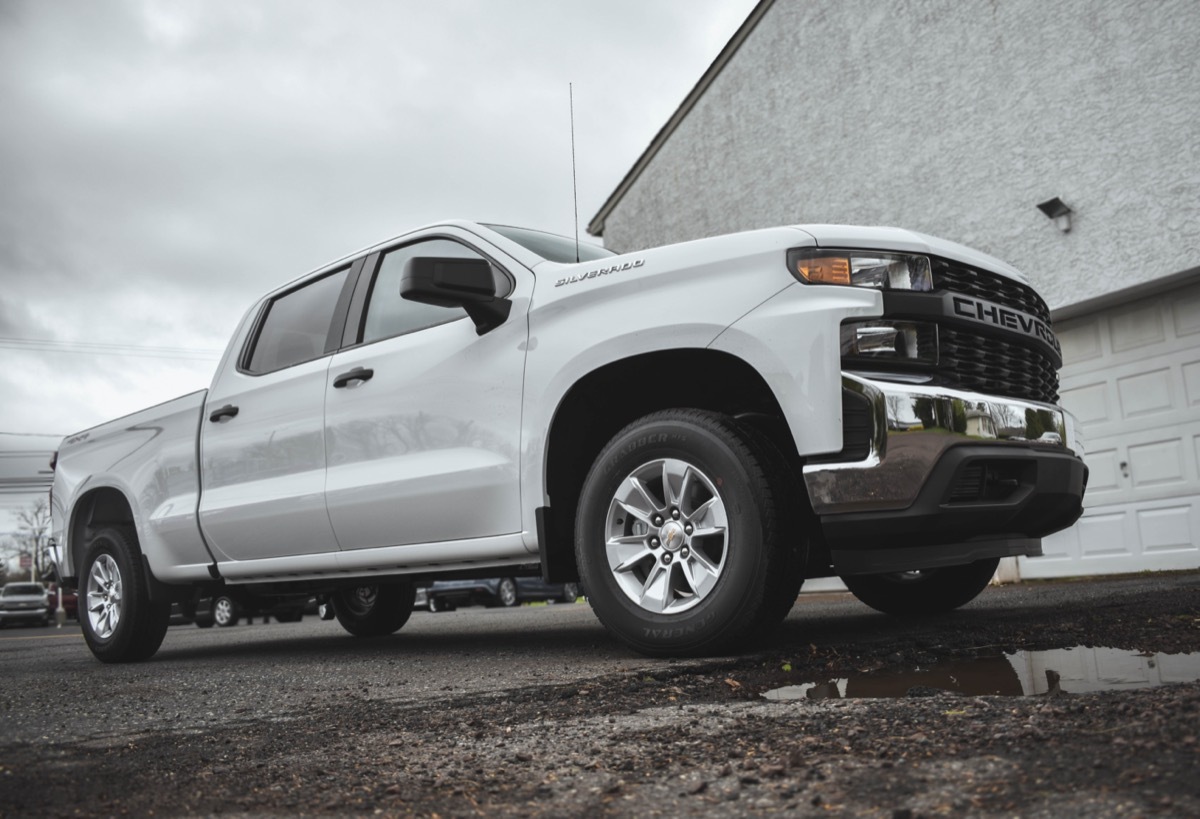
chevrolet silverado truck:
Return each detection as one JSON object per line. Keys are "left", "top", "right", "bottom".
{"left": 49, "top": 221, "right": 1086, "bottom": 663}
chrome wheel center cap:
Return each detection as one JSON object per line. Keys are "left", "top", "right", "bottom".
{"left": 658, "top": 520, "right": 687, "bottom": 552}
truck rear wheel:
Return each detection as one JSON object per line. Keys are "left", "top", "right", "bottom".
{"left": 841, "top": 557, "right": 1000, "bottom": 616}
{"left": 79, "top": 527, "right": 170, "bottom": 663}
{"left": 332, "top": 582, "right": 416, "bottom": 637}
{"left": 575, "top": 410, "right": 788, "bottom": 657}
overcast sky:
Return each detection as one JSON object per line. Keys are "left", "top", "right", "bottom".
{"left": 0, "top": 0, "right": 758, "bottom": 440}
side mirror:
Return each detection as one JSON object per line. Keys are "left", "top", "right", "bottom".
{"left": 401, "top": 256, "right": 512, "bottom": 335}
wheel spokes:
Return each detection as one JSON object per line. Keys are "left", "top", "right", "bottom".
{"left": 616, "top": 499, "right": 655, "bottom": 526}
{"left": 86, "top": 554, "right": 124, "bottom": 639}
{"left": 608, "top": 535, "right": 654, "bottom": 573}
{"left": 629, "top": 476, "right": 662, "bottom": 517}
{"left": 604, "top": 457, "right": 729, "bottom": 615}
{"left": 638, "top": 562, "right": 673, "bottom": 613}
{"left": 684, "top": 496, "right": 718, "bottom": 524}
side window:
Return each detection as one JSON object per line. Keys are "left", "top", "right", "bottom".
{"left": 361, "top": 239, "right": 503, "bottom": 344}
{"left": 246, "top": 267, "right": 351, "bottom": 374}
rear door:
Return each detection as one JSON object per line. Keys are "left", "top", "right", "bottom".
{"left": 199, "top": 261, "right": 360, "bottom": 561}
{"left": 323, "top": 234, "right": 529, "bottom": 551}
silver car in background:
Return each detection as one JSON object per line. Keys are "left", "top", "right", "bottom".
{"left": 0, "top": 583, "right": 52, "bottom": 628}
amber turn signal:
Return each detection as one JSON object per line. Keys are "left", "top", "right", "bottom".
{"left": 794, "top": 255, "right": 851, "bottom": 285}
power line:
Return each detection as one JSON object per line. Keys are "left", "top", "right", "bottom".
{"left": 0, "top": 336, "right": 221, "bottom": 361}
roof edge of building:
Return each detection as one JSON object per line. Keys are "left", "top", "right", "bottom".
{"left": 1050, "top": 265, "right": 1200, "bottom": 322}
{"left": 586, "top": 0, "right": 777, "bottom": 238}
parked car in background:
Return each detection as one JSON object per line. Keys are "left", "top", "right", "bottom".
{"left": 0, "top": 583, "right": 52, "bottom": 627}
{"left": 424, "top": 577, "right": 580, "bottom": 611}
{"left": 171, "top": 594, "right": 311, "bottom": 628}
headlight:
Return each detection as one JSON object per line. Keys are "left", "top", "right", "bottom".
{"left": 788, "top": 249, "right": 933, "bottom": 291}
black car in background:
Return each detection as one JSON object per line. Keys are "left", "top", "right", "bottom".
{"left": 171, "top": 594, "right": 312, "bottom": 627}
{"left": 424, "top": 577, "right": 579, "bottom": 612}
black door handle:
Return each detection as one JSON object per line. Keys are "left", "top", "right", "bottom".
{"left": 208, "top": 404, "right": 239, "bottom": 423}
{"left": 332, "top": 367, "right": 374, "bottom": 389}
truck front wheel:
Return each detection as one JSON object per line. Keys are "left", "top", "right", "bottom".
{"left": 332, "top": 582, "right": 416, "bottom": 637}
{"left": 575, "top": 410, "right": 788, "bottom": 657}
{"left": 79, "top": 527, "right": 171, "bottom": 663}
{"left": 841, "top": 557, "right": 1000, "bottom": 616}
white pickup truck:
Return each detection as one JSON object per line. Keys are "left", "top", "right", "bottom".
{"left": 50, "top": 221, "right": 1087, "bottom": 662}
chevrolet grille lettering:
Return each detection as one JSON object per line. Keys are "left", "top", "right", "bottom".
{"left": 950, "top": 294, "right": 1061, "bottom": 356}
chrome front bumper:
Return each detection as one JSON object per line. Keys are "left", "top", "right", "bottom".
{"left": 803, "top": 373, "right": 1082, "bottom": 516}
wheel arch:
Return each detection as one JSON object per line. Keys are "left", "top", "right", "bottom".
{"left": 69, "top": 487, "right": 137, "bottom": 582}
{"left": 68, "top": 487, "right": 179, "bottom": 600}
{"left": 539, "top": 348, "right": 810, "bottom": 583}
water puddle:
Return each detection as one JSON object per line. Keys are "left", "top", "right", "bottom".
{"left": 762, "top": 646, "right": 1200, "bottom": 701}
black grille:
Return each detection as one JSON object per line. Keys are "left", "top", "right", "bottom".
{"left": 939, "top": 325, "right": 1059, "bottom": 404}
{"left": 932, "top": 258, "right": 1059, "bottom": 404}
{"left": 932, "top": 259, "right": 1051, "bottom": 324}
{"left": 948, "top": 465, "right": 986, "bottom": 503}
{"left": 946, "top": 460, "right": 1033, "bottom": 504}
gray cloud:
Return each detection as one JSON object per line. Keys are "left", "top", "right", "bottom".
{"left": 0, "top": 0, "right": 757, "bottom": 434}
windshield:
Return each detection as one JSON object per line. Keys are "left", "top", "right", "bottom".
{"left": 484, "top": 224, "right": 615, "bottom": 264}
{"left": 3, "top": 584, "right": 43, "bottom": 596}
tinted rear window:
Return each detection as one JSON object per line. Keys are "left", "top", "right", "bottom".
{"left": 246, "top": 267, "right": 351, "bottom": 374}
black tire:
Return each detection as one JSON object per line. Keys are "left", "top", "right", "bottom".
{"left": 561, "top": 583, "right": 579, "bottom": 604}
{"left": 428, "top": 596, "right": 454, "bottom": 613}
{"left": 496, "top": 578, "right": 519, "bottom": 608}
{"left": 79, "top": 527, "right": 170, "bottom": 663}
{"left": 841, "top": 557, "right": 1001, "bottom": 616}
{"left": 736, "top": 422, "right": 807, "bottom": 633}
{"left": 574, "top": 409, "right": 788, "bottom": 657}
{"left": 332, "top": 582, "right": 416, "bottom": 637}
{"left": 211, "top": 596, "right": 239, "bottom": 627}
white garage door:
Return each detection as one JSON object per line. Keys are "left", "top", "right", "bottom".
{"left": 1020, "top": 278, "right": 1200, "bottom": 578}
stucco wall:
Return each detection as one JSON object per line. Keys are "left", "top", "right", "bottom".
{"left": 599, "top": 0, "right": 1200, "bottom": 311}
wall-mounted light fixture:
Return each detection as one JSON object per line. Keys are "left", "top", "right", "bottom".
{"left": 1037, "top": 197, "right": 1074, "bottom": 233}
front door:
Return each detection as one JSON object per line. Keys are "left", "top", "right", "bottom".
{"left": 323, "top": 237, "right": 528, "bottom": 551}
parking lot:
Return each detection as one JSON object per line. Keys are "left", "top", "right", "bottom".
{"left": 2, "top": 573, "right": 1198, "bottom": 817}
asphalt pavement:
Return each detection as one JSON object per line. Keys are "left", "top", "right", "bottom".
{"left": 1, "top": 574, "right": 1197, "bottom": 817}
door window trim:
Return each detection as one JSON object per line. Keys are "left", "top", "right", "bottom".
{"left": 340, "top": 235, "right": 514, "bottom": 352}
{"left": 237, "top": 257, "right": 365, "bottom": 376}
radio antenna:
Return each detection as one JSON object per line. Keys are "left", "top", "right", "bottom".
{"left": 569, "top": 82, "right": 580, "bottom": 263}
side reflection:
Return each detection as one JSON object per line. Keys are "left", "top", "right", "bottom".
{"left": 887, "top": 393, "right": 1066, "bottom": 443}
{"left": 1005, "top": 646, "right": 1200, "bottom": 695}
{"left": 762, "top": 656, "right": 1022, "bottom": 701}
{"left": 326, "top": 411, "right": 515, "bottom": 465}
{"left": 762, "top": 647, "right": 1200, "bottom": 701}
